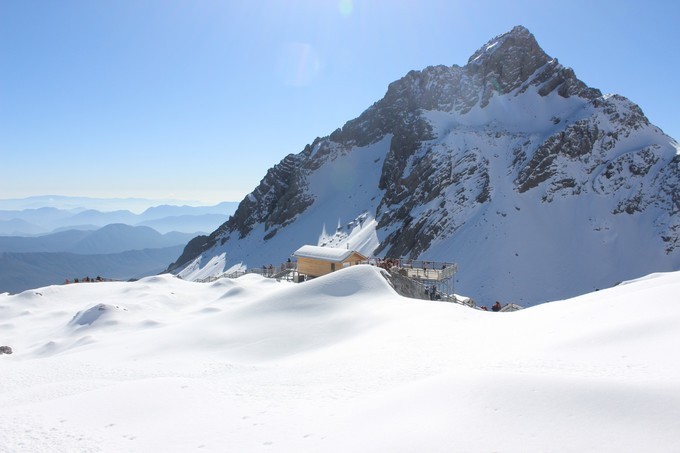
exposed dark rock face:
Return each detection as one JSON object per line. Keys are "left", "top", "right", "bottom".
{"left": 382, "top": 268, "right": 431, "bottom": 301}
{"left": 515, "top": 120, "right": 601, "bottom": 194}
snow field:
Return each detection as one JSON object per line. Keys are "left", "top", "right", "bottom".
{"left": 1, "top": 266, "right": 679, "bottom": 452}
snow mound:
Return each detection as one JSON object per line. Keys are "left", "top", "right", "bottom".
{"left": 1, "top": 268, "right": 679, "bottom": 452}
{"left": 69, "top": 303, "right": 129, "bottom": 326}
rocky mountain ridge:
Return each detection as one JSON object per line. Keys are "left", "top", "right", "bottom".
{"left": 169, "top": 26, "right": 679, "bottom": 306}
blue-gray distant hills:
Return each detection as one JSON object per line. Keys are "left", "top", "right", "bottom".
{"left": 0, "top": 198, "right": 239, "bottom": 293}
{"left": 0, "top": 201, "right": 238, "bottom": 235}
{"left": 0, "top": 224, "right": 196, "bottom": 254}
{"left": 0, "top": 224, "right": 200, "bottom": 293}
{"left": 0, "top": 195, "right": 225, "bottom": 213}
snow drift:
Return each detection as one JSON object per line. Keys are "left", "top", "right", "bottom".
{"left": 1, "top": 266, "right": 679, "bottom": 452}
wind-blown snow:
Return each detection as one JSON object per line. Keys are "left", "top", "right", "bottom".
{"left": 1, "top": 267, "right": 679, "bottom": 451}
{"left": 178, "top": 253, "right": 246, "bottom": 282}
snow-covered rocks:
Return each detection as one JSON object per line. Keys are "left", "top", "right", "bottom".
{"left": 168, "top": 25, "right": 680, "bottom": 308}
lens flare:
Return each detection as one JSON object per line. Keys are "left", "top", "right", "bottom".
{"left": 338, "top": 0, "right": 353, "bottom": 17}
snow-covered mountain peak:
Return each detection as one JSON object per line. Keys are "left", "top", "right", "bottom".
{"left": 168, "top": 26, "right": 680, "bottom": 307}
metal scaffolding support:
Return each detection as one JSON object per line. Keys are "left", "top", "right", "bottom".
{"left": 373, "top": 259, "right": 459, "bottom": 304}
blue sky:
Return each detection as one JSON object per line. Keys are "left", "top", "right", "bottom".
{"left": 1, "top": 0, "right": 678, "bottom": 205}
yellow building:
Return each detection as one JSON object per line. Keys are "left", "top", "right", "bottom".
{"left": 293, "top": 245, "right": 367, "bottom": 279}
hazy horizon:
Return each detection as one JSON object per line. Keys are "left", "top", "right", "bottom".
{"left": 0, "top": 194, "right": 240, "bottom": 214}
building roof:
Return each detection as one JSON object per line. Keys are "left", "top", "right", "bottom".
{"left": 293, "top": 245, "right": 366, "bottom": 263}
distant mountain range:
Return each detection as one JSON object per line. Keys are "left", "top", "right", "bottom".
{"left": 0, "top": 195, "right": 214, "bottom": 212}
{"left": 168, "top": 26, "right": 680, "bottom": 307}
{"left": 0, "top": 224, "right": 196, "bottom": 254}
{"left": 0, "top": 198, "right": 238, "bottom": 293}
{"left": 0, "top": 200, "right": 238, "bottom": 235}
{"left": 0, "top": 224, "right": 198, "bottom": 294}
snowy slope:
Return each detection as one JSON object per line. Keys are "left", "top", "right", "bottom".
{"left": 412, "top": 90, "right": 680, "bottom": 305}
{"left": 1, "top": 267, "right": 679, "bottom": 452}
{"left": 172, "top": 136, "right": 390, "bottom": 275}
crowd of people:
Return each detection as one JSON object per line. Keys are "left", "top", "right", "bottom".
{"left": 64, "top": 276, "right": 106, "bottom": 284}
{"left": 260, "top": 258, "right": 296, "bottom": 277}
{"left": 479, "top": 301, "right": 504, "bottom": 311}
{"left": 376, "top": 258, "right": 399, "bottom": 269}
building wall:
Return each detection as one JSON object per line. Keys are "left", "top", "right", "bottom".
{"left": 343, "top": 252, "right": 367, "bottom": 267}
{"left": 297, "top": 257, "right": 334, "bottom": 278}
{"left": 297, "top": 252, "right": 367, "bottom": 278}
